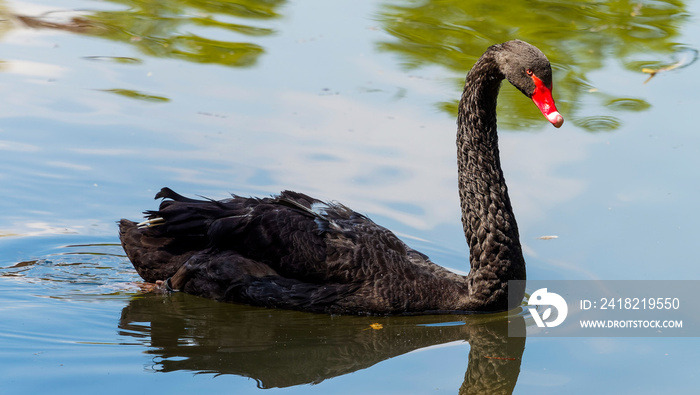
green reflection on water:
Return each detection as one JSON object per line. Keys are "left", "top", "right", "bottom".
{"left": 375, "top": 0, "right": 690, "bottom": 131}
{"left": 11, "top": 0, "right": 284, "bottom": 68}
{"left": 100, "top": 88, "right": 171, "bottom": 102}
{"left": 6, "top": 0, "right": 693, "bottom": 130}
{"left": 83, "top": 56, "right": 143, "bottom": 64}
{"left": 83, "top": 0, "right": 283, "bottom": 67}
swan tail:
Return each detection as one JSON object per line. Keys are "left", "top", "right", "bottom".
{"left": 120, "top": 188, "right": 342, "bottom": 285}
{"left": 118, "top": 219, "right": 197, "bottom": 282}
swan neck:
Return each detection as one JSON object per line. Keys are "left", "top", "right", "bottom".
{"left": 456, "top": 51, "right": 526, "bottom": 289}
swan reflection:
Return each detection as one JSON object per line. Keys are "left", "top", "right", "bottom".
{"left": 119, "top": 293, "right": 525, "bottom": 392}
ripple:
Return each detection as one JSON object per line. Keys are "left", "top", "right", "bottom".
{"left": 572, "top": 116, "right": 621, "bottom": 132}
{"left": 0, "top": 242, "right": 139, "bottom": 298}
{"left": 606, "top": 98, "right": 651, "bottom": 112}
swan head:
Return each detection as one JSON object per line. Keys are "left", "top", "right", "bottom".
{"left": 494, "top": 40, "right": 564, "bottom": 128}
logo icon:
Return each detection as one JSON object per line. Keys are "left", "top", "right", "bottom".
{"left": 528, "top": 288, "right": 568, "bottom": 328}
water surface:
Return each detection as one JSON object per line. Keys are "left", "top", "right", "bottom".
{"left": 2, "top": 0, "right": 700, "bottom": 393}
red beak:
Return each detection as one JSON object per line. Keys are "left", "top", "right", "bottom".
{"left": 531, "top": 75, "right": 564, "bottom": 128}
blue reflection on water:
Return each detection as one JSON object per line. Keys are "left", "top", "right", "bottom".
{"left": 2, "top": 0, "right": 700, "bottom": 394}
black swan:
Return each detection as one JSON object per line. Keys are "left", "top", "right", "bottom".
{"left": 119, "top": 40, "right": 563, "bottom": 315}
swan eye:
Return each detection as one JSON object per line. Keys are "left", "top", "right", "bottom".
{"left": 525, "top": 69, "right": 534, "bottom": 76}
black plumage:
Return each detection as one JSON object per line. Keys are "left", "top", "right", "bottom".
{"left": 119, "top": 40, "right": 563, "bottom": 315}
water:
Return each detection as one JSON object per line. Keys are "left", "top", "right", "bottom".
{"left": 2, "top": 0, "right": 700, "bottom": 393}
